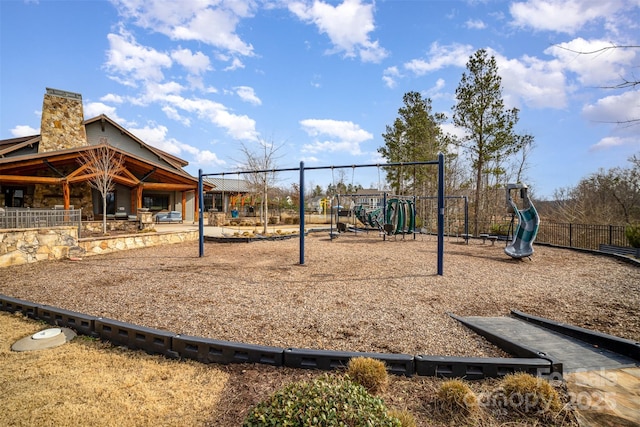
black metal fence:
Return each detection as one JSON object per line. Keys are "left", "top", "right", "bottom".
{"left": 536, "top": 222, "right": 629, "bottom": 250}
{"left": 0, "top": 207, "right": 82, "bottom": 234}
{"left": 476, "top": 220, "right": 631, "bottom": 251}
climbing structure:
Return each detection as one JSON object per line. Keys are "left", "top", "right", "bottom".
{"left": 353, "top": 197, "right": 415, "bottom": 235}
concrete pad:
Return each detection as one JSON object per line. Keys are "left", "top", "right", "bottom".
{"left": 11, "top": 327, "right": 77, "bottom": 352}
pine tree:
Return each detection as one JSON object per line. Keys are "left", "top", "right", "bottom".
{"left": 378, "top": 91, "right": 447, "bottom": 195}
{"left": 452, "top": 49, "right": 531, "bottom": 234}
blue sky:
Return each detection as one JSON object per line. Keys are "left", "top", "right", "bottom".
{"left": 1, "top": 0, "right": 639, "bottom": 199}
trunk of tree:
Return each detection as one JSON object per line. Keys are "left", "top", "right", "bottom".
{"left": 474, "top": 159, "right": 483, "bottom": 236}
{"left": 102, "top": 193, "right": 107, "bottom": 234}
{"left": 262, "top": 178, "right": 268, "bottom": 234}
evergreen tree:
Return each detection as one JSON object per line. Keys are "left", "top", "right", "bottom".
{"left": 452, "top": 49, "right": 531, "bottom": 234}
{"left": 378, "top": 91, "right": 447, "bottom": 195}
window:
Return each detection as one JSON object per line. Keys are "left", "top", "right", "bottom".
{"left": 143, "top": 195, "right": 169, "bottom": 211}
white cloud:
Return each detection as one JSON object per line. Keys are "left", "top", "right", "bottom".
{"left": 582, "top": 89, "right": 640, "bottom": 124}
{"left": 300, "top": 118, "right": 373, "bottom": 155}
{"left": 224, "top": 57, "right": 245, "bottom": 71}
{"left": 382, "top": 66, "right": 401, "bottom": 89}
{"left": 127, "top": 123, "right": 225, "bottom": 166}
{"left": 111, "top": 0, "right": 255, "bottom": 56}
{"left": 162, "top": 106, "right": 191, "bottom": 126}
{"left": 289, "top": 0, "right": 388, "bottom": 63}
{"left": 235, "top": 86, "right": 262, "bottom": 105}
{"left": 10, "top": 125, "right": 39, "bottom": 137}
{"left": 590, "top": 136, "right": 639, "bottom": 151}
{"left": 509, "top": 0, "right": 629, "bottom": 34}
{"left": 465, "top": 19, "right": 486, "bottom": 30}
{"left": 424, "top": 78, "right": 446, "bottom": 99}
{"left": 171, "top": 48, "right": 212, "bottom": 75}
{"left": 401, "top": 43, "right": 570, "bottom": 109}
{"left": 583, "top": 90, "right": 640, "bottom": 151}
{"left": 404, "top": 43, "right": 474, "bottom": 75}
{"left": 100, "top": 93, "right": 124, "bottom": 103}
{"left": 545, "top": 38, "right": 638, "bottom": 87}
{"left": 105, "top": 30, "right": 172, "bottom": 85}
{"left": 83, "top": 102, "right": 129, "bottom": 124}
{"left": 492, "top": 50, "right": 568, "bottom": 109}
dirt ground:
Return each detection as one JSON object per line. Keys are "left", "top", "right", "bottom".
{"left": 1, "top": 233, "right": 638, "bottom": 425}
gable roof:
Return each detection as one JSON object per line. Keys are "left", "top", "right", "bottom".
{"left": 203, "top": 177, "right": 252, "bottom": 192}
{"left": 0, "top": 135, "right": 40, "bottom": 157}
{"left": 83, "top": 115, "right": 188, "bottom": 169}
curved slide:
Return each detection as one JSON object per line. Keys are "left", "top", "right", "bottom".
{"left": 504, "top": 184, "right": 540, "bottom": 259}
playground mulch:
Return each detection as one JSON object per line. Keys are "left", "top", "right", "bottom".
{"left": 2, "top": 233, "right": 638, "bottom": 356}
{"left": 2, "top": 234, "right": 636, "bottom": 426}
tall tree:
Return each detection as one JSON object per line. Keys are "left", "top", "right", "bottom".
{"left": 78, "top": 144, "right": 125, "bottom": 234}
{"left": 238, "top": 138, "right": 283, "bottom": 234}
{"left": 452, "top": 49, "right": 531, "bottom": 234}
{"left": 378, "top": 91, "right": 447, "bottom": 195}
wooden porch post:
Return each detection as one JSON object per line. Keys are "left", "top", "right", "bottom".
{"left": 136, "top": 185, "right": 143, "bottom": 211}
{"left": 181, "top": 191, "right": 186, "bottom": 220}
{"left": 62, "top": 181, "right": 70, "bottom": 209}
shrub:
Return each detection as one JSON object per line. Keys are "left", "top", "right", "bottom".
{"left": 388, "top": 409, "right": 416, "bottom": 427}
{"left": 500, "top": 373, "right": 561, "bottom": 415}
{"left": 436, "top": 379, "right": 478, "bottom": 416}
{"left": 243, "top": 375, "right": 401, "bottom": 426}
{"left": 347, "top": 357, "right": 389, "bottom": 394}
{"left": 625, "top": 224, "right": 640, "bottom": 248}
{"left": 490, "top": 222, "right": 511, "bottom": 236}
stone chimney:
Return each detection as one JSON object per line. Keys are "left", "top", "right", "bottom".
{"left": 39, "top": 88, "right": 88, "bottom": 153}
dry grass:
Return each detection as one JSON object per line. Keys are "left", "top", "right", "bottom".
{"left": 0, "top": 312, "right": 228, "bottom": 427}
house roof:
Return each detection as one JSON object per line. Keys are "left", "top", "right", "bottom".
{"left": 84, "top": 115, "right": 189, "bottom": 169}
{"left": 0, "top": 115, "right": 213, "bottom": 191}
{"left": 203, "top": 177, "right": 252, "bottom": 193}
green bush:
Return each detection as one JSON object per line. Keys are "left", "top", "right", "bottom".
{"left": 625, "top": 224, "right": 640, "bottom": 248}
{"left": 490, "top": 222, "right": 511, "bottom": 236}
{"left": 243, "top": 374, "right": 401, "bottom": 426}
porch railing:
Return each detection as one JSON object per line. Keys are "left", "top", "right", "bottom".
{"left": 0, "top": 207, "right": 82, "bottom": 234}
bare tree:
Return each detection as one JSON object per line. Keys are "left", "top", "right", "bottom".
{"left": 78, "top": 144, "right": 125, "bottom": 234}
{"left": 238, "top": 139, "right": 284, "bottom": 234}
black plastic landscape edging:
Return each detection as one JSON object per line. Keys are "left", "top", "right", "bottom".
{"left": 448, "top": 312, "right": 563, "bottom": 377}
{"left": 173, "top": 334, "right": 284, "bottom": 366}
{"left": 1, "top": 294, "right": 567, "bottom": 379}
{"left": 414, "top": 355, "right": 553, "bottom": 379}
{"left": 284, "top": 348, "right": 415, "bottom": 376}
{"left": 510, "top": 309, "right": 640, "bottom": 361}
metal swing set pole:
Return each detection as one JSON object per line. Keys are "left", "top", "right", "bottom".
{"left": 198, "top": 153, "right": 445, "bottom": 275}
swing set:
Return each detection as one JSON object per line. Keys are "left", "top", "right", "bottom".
{"left": 197, "top": 153, "right": 446, "bottom": 275}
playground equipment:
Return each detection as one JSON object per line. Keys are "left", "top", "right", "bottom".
{"left": 344, "top": 195, "right": 416, "bottom": 237}
{"left": 199, "top": 155, "right": 446, "bottom": 275}
{"left": 504, "top": 183, "right": 540, "bottom": 259}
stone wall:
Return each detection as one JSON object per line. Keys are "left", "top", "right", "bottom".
{"left": 39, "top": 88, "right": 88, "bottom": 153}
{"left": 0, "top": 227, "right": 79, "bottom": 268}
{"left": 78, "top": 230, "right": 198, "bottom": 257}
{"left": 0, "top": 226, "right": 199, "bottom": 268}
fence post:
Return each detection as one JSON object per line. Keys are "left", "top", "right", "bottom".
{"left": 609, "top": 224, "right": 612, "bottom": 245}
{"left": 569, "top": 223, "right": 573, "bottom": 248}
